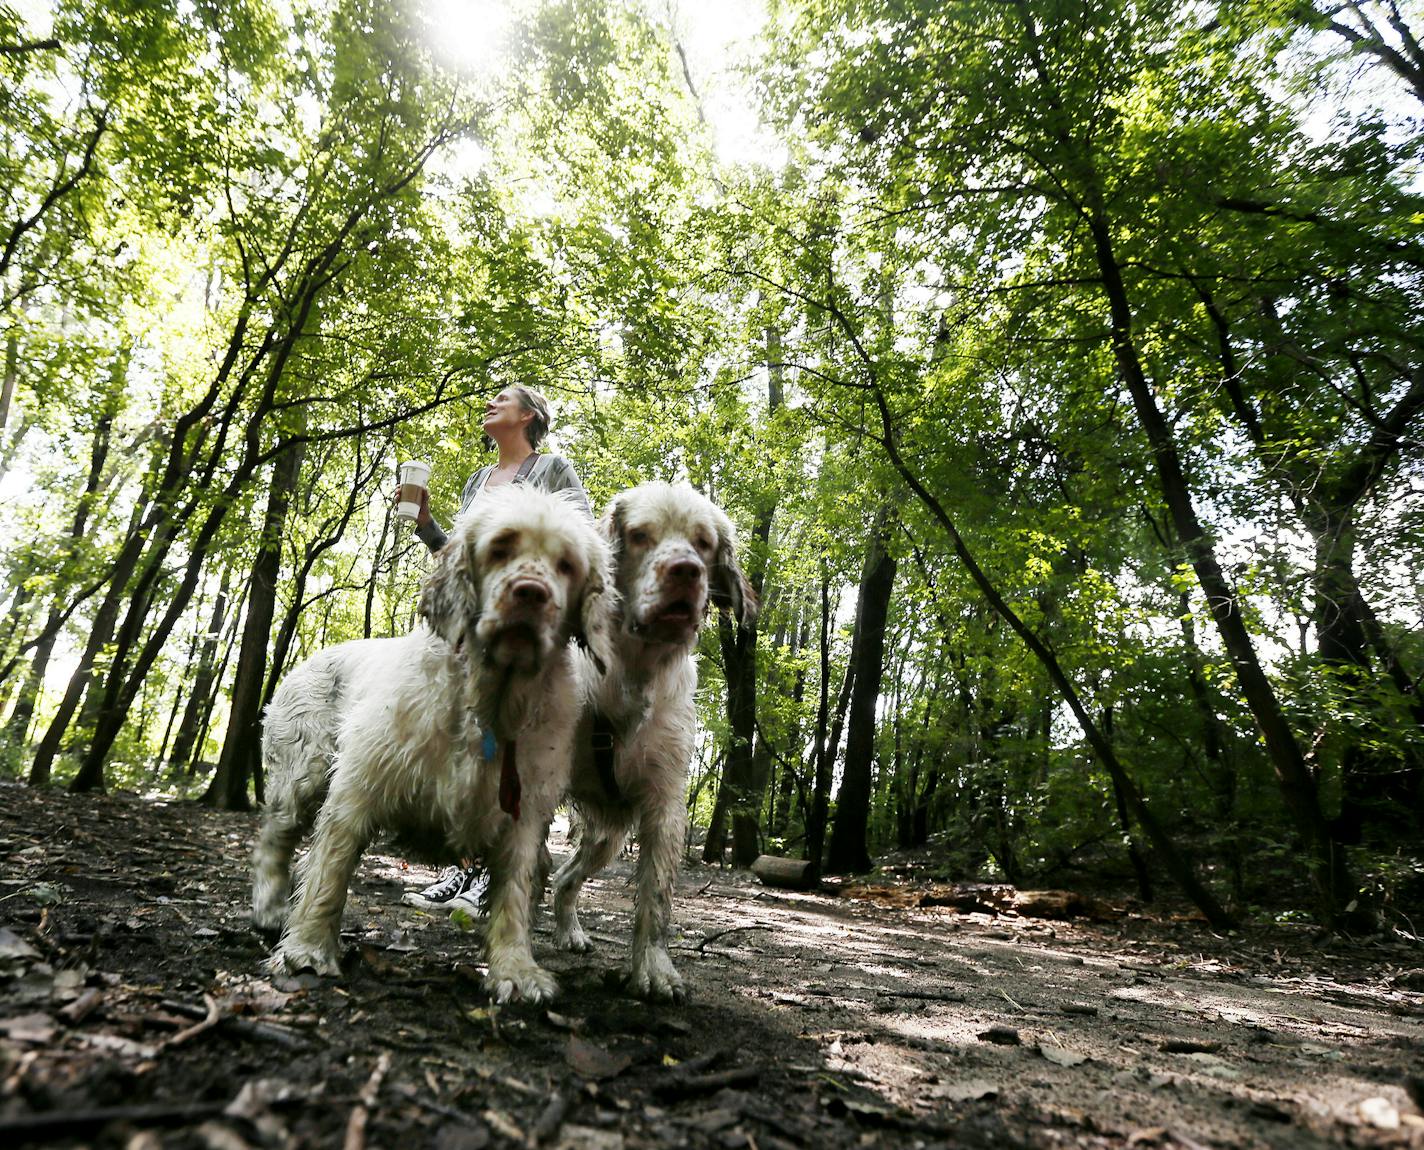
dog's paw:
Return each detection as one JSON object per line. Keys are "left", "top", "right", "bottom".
{"left": 486, "top": 962, "right": 558, "bottom": 1004}
{"left": 250, "top": 902, "right": 287, "bottom": 934}
{"left": 553, "top": 918, "right": 593, "bottom": 953}
{"left": 266, "top": 940, "right": 341, "bottom": 978}
{"left": 625, "top": 946, "right": 685, "bottom": 1003}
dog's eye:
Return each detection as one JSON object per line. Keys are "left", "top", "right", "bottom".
{"left": 628, "top": 529, "right": 651, "bottom": 547}
{"left": 557, "top": 558, "right": 575, "bottom": 577}
{"left": 694, "top": 535, "right": 714, "bottom": 553}
{"left": 489, "top": 546, "right": 510, "bottom": 563}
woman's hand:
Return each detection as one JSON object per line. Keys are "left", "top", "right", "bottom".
{"left": 392, "top": 485, "right": 433, "bottom": 529}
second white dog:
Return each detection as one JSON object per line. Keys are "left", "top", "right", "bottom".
{"left": 251, "top": 485, "right": 611, "bottom": 1003}
{"left": 552, "top": 482, "right": 756, "bottom": 1000}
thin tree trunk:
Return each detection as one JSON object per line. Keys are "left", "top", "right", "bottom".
{"left": 703, "top": 327, "right": 781, "bottom": 866}
{"left": 168, "top": 572, "right": 232, "bottom": 771}
{"left": 31, "top": 497, "right": 145, "bottom": 789}
{"left": 827, "top": 505, "right": 897, "bottom": 874}
{"left": 203, "top": 436, "right": 305, "bottom": 810}
{"left": 804, "top": 567, "right": 835, "bottom": 873}
{"left": 188, "top": 582, "right": 248, "bottom": 778}
{"left": 0, "top": 330, "right": 16, "bottom": 431}
{"left": 1104, "top": 705, "right": 1153, "bottom": 902}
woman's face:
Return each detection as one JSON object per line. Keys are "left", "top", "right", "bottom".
{"left": 483, "top": 389, "right": 532, "bottom": 438}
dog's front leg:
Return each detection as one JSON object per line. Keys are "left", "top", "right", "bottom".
{"left": 268, "top": 807, "right": 368, "bottom": 977}
{"left": 251, "top": 797, "right": 306, "bottom": 932}
{"left": 485, "top": 814, "right": 558, "bottom": 1003}
{"left": 626, "top": 793, "right": 686, "bottom": 1002}
{"left": 552, "top": 807, "right": 627, "bottom": 952}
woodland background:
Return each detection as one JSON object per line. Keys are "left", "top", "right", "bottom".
{"left": 1, "top": 0, "right": 1421, "bottom": 936}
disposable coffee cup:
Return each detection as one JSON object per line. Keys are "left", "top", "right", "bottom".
{"left": 396, "top": 460, "right": 431, "bottom": 521}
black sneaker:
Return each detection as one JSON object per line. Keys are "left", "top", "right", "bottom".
{"left": 449, "top": 869, "right": 490, "bottom": 916}
{"left": 403, "top": 865, "right": 473, "bottom": 909}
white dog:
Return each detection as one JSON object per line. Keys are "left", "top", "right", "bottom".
{"left": 551, "top": 482, "right": 755, "bottom": 1000}
{"left": 251, "top": 484, "right": 611, "bottom": 1003}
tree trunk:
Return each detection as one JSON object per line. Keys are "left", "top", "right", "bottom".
{"left": 1084, "top": 205, "right": 1357, "bottom": 925}
{"left": 0, "top": 330, "right": 16, "bottom": 431}
{"left": 702, "top": 327, "right": 780, "bottom": 866}
{"left": 33, "top": 496, "right": 145, "bottom": 790}
{"left": 1104, "top": 705, "right": 1153, "bottom": 902}
{"left": 827, "top": 505, "right": 897, "bottom": 875}
{"left": 203, "top": 436, "right": 305, "bottom": 810}
{"left": 804, "top": 568, "right": 836, "bottom": 873}
{"left": 4, "top": 626, "right": 53, "bottom": 761}
{"left": 168, "top": 571, "right": 232, "bottom": 770}
{"left": 853, "top": 319, "right": 1236, "bottom": 927}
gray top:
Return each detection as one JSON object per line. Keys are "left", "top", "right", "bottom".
{"left": 416, "top": 453, "right": 592, "bottom": 552}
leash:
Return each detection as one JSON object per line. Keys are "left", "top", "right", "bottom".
{"left": 484, "top": 729, "right": 522, "bottom": 821}
{"left": 499, "top": 738, "right": 521, "bottom": 821}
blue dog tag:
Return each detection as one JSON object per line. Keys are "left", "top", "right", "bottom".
{"left": 482, "top": 730, "right": 498, "bottom": 762}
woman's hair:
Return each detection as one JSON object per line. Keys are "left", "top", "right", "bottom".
{"left": 510, "top": 385, "right": 551, "bottom": 449}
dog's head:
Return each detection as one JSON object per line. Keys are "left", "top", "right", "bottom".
{"left": 600, "top": 482, "right": 758, "bottom": 647}
{"left": 420, "top": 485, "right": 614, "bottom": 683}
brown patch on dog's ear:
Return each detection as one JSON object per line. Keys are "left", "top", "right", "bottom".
{"left": 419, "top": 533, "right": 476, "bottom": 647}
{"left": 710, "top": 530, "right": 758, "bottom": 628}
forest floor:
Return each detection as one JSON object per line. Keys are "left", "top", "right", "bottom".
{"left": 1, "top": 782, "right": 1422, "bottom": 1150}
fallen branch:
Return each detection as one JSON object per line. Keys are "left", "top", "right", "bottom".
{"left": 874, "top": 988, "right": 967, "bottom": 1003}
{"left": 159, "top": 998, "right": 313, "bottom": 1049}
{"left": 0, "top": 1102, "right": 228, "bottom": 1141}
{"left": 696, "top": 925, "right": 774, "bottom": 954}
{"left": 162, "top": 993, "right": 223, "bottom": 1050}
{"left": 653, "top": 1066, "right": 761, "bottom": 1099}
{"left": 344, "top": 1050, "right": 392, "bottom": 1150}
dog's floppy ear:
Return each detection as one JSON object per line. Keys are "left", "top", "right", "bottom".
{"left": 419, "top": 532, "right": 476, "bottom": 647}
{"left": 709, "top": 516, "right": 758, "bottom": 629}
{"left": 598, "top": 493, "right": 627, "bottom": 570}
{"left": 574, "top": 537, "right": 616, "bottom": 675}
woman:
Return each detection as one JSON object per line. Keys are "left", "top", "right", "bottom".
{"left": 410, "top": 385, "right": 591, "bottom": 552}
{"left": 402, "top": 384, "right": 591, "bottom": 911}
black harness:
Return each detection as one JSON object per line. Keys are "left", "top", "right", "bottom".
{"left": 591, "top": 712, "right": 620, "bottom": 801}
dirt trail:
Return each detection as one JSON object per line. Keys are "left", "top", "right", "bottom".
{"left": 1, "top": 781, "right": 1421, "bottom": 1148}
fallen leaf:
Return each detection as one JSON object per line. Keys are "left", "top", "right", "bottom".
{"left": 0, "top": 1012, "right": 56, "bottom": 1043}
{"left": 27, "top": 883, "right": 64, "bottom": 906}
{"left": 565, "top": 1035, "right": 632, "bottom": 1081}
{"left": 545, "top": 1010, "right": 583, "bottom": 1031}
{"left": 1359, "top": 1097, "right": 1400, "bottom": 1130}
{"left": 433, "top": 1125, "right": 491, "bottom": 1150}
{"left": 552, "top": 1124, "right": 624, "bottom": 1150}
{"left": 51, "top": 969, "right": 86, "bottom": 1001}
{"left": 1039, "top": 1044, "right": 1088, "bottom": 1067}
{"left": 0, "top": 927, "right": 39, "bottom": 960}
{"left": 931, "top": 1078, "right": 1000, "bottom": 1103}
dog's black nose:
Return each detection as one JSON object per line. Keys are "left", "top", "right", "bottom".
{"left": 511, "top": 579, "right": 550, "bottom": 606}
{"left": 665, "top": 559, "right": 702, "bottom": 583}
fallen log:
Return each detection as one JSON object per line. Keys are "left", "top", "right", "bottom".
{"left": 751, "top": 854, "right": 819, "bottom": 891}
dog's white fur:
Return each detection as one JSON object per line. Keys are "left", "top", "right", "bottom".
{"left": 551, "top": 481, "right": 755, "bottom": 1001}
{"left": 251, "top": 484, "right": 612, "bottom": 1003}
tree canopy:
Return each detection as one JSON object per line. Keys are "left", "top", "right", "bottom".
{"left": 2, "top": 0, "right": 1421, "bottom": 930}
